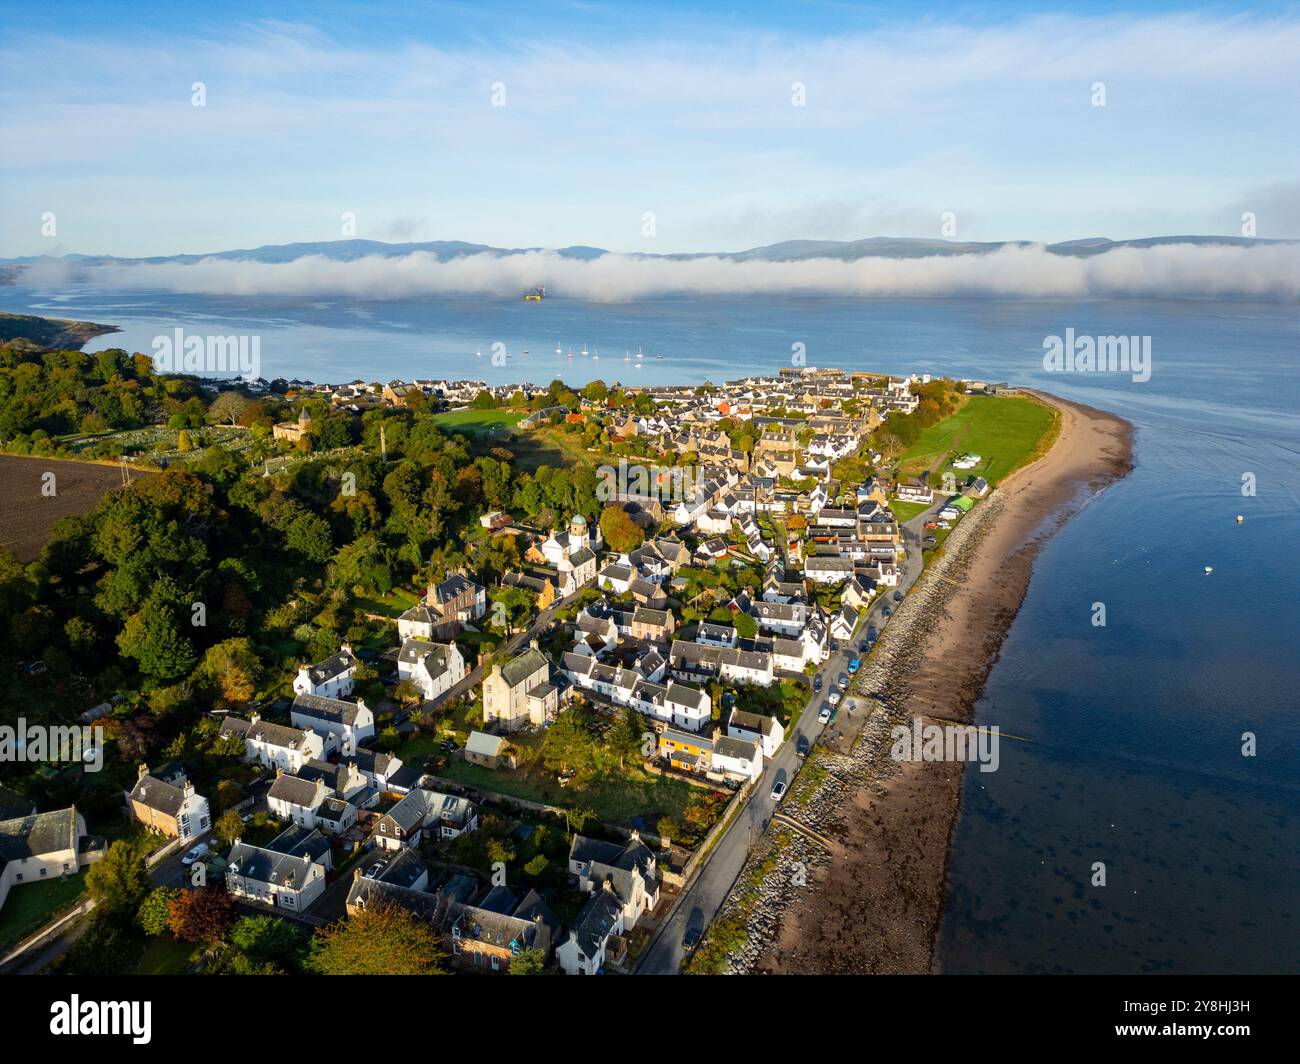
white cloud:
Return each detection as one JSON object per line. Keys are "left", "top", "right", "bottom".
{"left": 84, "top": 243, "right": 1300, "bottom": 302}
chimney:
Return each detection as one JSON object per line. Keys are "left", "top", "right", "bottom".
{"left": 249, "top": 712, "right": 261, "bottom": 725}
{"left": 136, "top": 763, "right": 150, "bottom": 781}
{"left": 629, "top": 828, "right": 640, "bottom": 843}
{"left": 530, "top": 638, "right": 540, "bottom": 651}
{"left": 341, "top": 641, "right": 352, "bottom": 656}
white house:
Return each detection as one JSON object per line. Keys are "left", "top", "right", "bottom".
{"left": 292, "top": 643, "right": 357, "bottom": 699}
{"left": 267, "top": 772, "right": 330, "bottom": 829}
{"left": 290, "top": 693, "right": 375, "bottom": 757}
{"left": 397, "top": 639, "right": 467, "bottom": 701}
{"left": 710, "top": 735, "right": 764, "bottom": 782}
{"left": 225, "top": 827, "right": 330, "bottom": 913}
{"left": 219, "top": 715, "right": 325, "bottom": 773}
{"left": 557, "top": 886, "right": 625, "bottom": 975}
{"left": 0, "top": 806, "right": 102, "bottom": 913}
{"left": 726, "top": 708, "right": 785, "bottom": 758}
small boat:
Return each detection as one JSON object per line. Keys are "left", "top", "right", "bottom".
{"left": 475, "top": 350, "right": 482, "bottom": 358}
{"left": 581, "top": 344, "right": 589, "bottom": 357}
{"left": 1236, "top": 515, "right": 1244, "bottom": 524}
{"left": 624, "top": 351, "right": 631, "bottom": 362}
{"left": 566, "top": 347, "right": 573, "bottom": 359}
{"left": 1204, "top": 566, "right": 1214, "bottom": 574}
{"left": 593, "top": 348, "right": 600, "bottom": 360}
{"left": 521, "top": 348, "right": 528, "bottom": 356}
{"left": 636, "top": 348, "right": 644, "bottom": 360}
{"left": 656, "top": 353, "right": 664, "bottom": 360}
{"left": 555, "top": 343, "right": 562, "bottom": 355}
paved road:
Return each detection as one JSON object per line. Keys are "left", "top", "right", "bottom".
{"left": 637, "top": 501, "right": 942, "bottom": 974}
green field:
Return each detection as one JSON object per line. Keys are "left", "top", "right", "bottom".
{"left": 432, "top": 409, "right": 525, "bottom": 438}
{"left": 897, "top": 395, "right": 1058, "bottom": 487}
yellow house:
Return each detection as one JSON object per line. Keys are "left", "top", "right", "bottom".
{"left": 658, "top": 729, "right": 713, "bottom": 774}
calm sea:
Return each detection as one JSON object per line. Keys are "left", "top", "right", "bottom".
{"left": 6, "top": 284, "right": 1299, "bottom": 973}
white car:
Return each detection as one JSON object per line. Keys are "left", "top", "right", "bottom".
{"left": 817, "top": 706, "right": 832, "bottom": 725}
{"left": 180, "top": 842, "right": 209, "bottom": 866}
{"left": 770, "top": 779, "right": 787, "bottom": 801}
{"left": 828, "top": 691, "right": 841, "bottom": 706}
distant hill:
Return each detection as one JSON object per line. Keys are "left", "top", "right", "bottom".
{"left": 0, "top": 312, "right": 121, "bottom": 349}
{"left": 0, "top": 234, "right": 1291, "bottom": 278}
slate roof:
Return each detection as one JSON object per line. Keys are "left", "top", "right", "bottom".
{"left": 292, "top": 692, "right": 366, "bottom": 727}
{"left": 567, "top": 889, "right": 624, "bottom": 962}
{"left": 498, "top": 648, "right": 549, "bottom": 689}
{"left": 303, "top": 647, "right": 355, "bottom": 687}
{"left": 0, "top": 806, "right": 80, "bottom": 873}
{"left": 129, "top": 772, "right": 189, "bottom": 816}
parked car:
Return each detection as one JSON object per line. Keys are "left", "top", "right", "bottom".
{"left": 883, "top": 607, "right": 893, "bottom": 618}
{"left": 180, "top": 842, "right": 209, "bottom": 866}
{"left": 893, "top": 591, "right": 903, "bottom": 603}
{"left": 868, "top": 626, "right": 878, "bottom": 640}
{"left": 838, "top": 674, "right": 849, "bottom": 689}
{"left": 830, "top": 640, "right": 840, "bottom": 653}
{"left": 362, "top": 861, "right": 385, "bottom": 879}
{"left": 828, "top": 691, "right": 841, "bottom": 706}
{"left": 683, "top": 908, "right": 705, "bottom": 950}
{"left": 817, "top": 705, "right": 832, "bottom": 724}
{"left": 848, "top": 657, "right": 860, "bottom": 674}
{"left": 770, "top": 772, "right": 788, "bottom": 801}
{"left": 858, "top": 641, "right": 870, "bottom": 653}
{"left": 813, "top": 675, "right": 823, "bottom": 692}
{"left": 796, "top": 734, "right": 811, "bottom": 757}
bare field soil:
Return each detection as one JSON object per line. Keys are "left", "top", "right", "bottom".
{"left": 0, "top": 455, "right": 140, "bottom": 562}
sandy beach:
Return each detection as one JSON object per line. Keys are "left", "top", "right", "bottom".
{"left": 749, "top": 391, "right": 1134, "bottom": 974}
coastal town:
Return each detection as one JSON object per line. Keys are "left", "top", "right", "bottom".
{"left": 0, "top": 344, "right": 1059, "bottom": 976}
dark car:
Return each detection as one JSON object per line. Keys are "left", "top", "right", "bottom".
{"left": 796, "top": 734, "right": 811, "bottom": 758}
{"left": 858, "top": 641, "right": 870, "bottom": 653}
{"left": 813, "top": 675, "right": 823, "bottom": 692}
{"left": 883, "top": 606, "right": 893, "bottom": 618}
{"left": 683, "top": 908, "right": 705, "bottom": 950}
{"left": 868, "top": 626, "right": 878, "bottom": 639}
{"left": 893, "top": 590, "right": 903, "bottom": 603}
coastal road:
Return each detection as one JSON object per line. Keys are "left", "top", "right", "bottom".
{"left": 638, "top": 501, "right": 942, "bottom": 974}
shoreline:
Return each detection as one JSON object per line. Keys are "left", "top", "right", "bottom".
{"left": 729, "top": 390, "right": 1134, "bottom": 974}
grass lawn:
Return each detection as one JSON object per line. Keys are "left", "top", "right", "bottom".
{"left": 441, "top": 752, "right": 706, "bottom": 830}
{"left": 134, "top": 935, "right": 197, "bottom": 975}
{"left": 432, "top": 408, "right": 525, "bottom": 438}
{"left": 889, "top": 499, "right": 932, "bottom": 523}
{"left": 353, "top": 585, "right": 422, "bottom": 618}
{"left": 0, "top": 871, "right": 86, "bottom": 953}
{"left": 897, "top": 395, "right": 1058, "bottom": 487}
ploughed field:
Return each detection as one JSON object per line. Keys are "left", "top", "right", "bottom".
{"left": 0, "top": 455, "right": 135, "bottom": 562}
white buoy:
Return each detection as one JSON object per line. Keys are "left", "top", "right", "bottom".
{"left": 1204, "top": 566, "right": 1213, "bottom": 574}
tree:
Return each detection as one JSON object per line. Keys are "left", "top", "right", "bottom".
{"left": 209, "top": 391, "right": 250, "bottom": 425}
{"left": 599, "top": 504, "right": 644, "bottom": 553}
{"left": 137, "top": 885, "right": 182, "bottom": 936}
{"left": 86, "top": 839, "right": 151, "bottom": 918}
{"left": 309, "top": 903, "right": 448, "bottom": 975}
{"left": 167, "top": 885, "right": 236, "bottom": 943}
{"left": 215, "top": 809, "right": 245, "bottom": 847}
{"left": 541, "top": 708, "right": 597, "bottom": 777}
{"left": 508, "top": 947, "right": 547, "bottom": 974}
{"left": 607, "top": 707, "right": 645, "bottom": 767}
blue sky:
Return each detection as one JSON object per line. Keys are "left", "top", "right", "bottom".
{"left": 2, "top": 2, "right": 1297, "bottom": 257}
